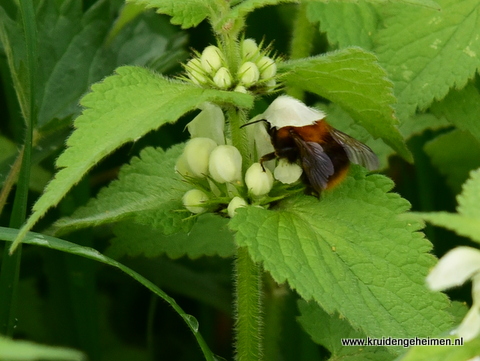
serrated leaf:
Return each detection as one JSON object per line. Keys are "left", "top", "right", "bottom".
{"left": 52, "top": 145, "right": 187, "bottom": 236}
{"left": 128, "top": 0, "right": 222, "bottom": 29}
{"left": 424, "top": 130, "right": 480, "bottom": 194}
{"left": 430, "top": 83, "right": 480, "bottom": 143}
{"left": 298, "top": 301, "right": 393, "bottom": 360}
{"left": 279, "top": 47, "right": 412, "bottom": 161}
{"left": 414, "top": 168, "right": 480, "bottom": 244}
{"left": 230, "top": 167, "right": 452, "bottom": 342}
{"left": 109, "top": 213, "right": 235, "bottom": 259}
{"left": 375, "top": 0, "right": 480, "bottom": 120}
{"left": 0, "top": 227, "right": 216, "bottom": 361}
{"left": 306, "top": 2, "right": 379, "bottom": 50}
{"left": 0, "top": 335, "right": 85, "bottom": 361}
{"left": 12, "top": 67, "right": 253, "bottom": 252}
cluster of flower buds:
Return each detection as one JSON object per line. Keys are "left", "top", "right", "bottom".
{"left": 184, "top": 39, "right": 277, "bottom": 93}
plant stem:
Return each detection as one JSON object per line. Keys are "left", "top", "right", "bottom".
{"left": 234, "top": 247, "right": 263, "bottom": 361}
{"left": 287, "top": 3, "right": 315, "bottom": 100}
{"left": 0, "top": 0, "right": 36, "bottom": 335}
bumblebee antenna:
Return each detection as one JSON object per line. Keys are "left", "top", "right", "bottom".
{"left": 240, "top": 119, "right": 268, "bottom": 129}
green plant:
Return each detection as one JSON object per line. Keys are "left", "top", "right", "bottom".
{"left": 1, "top": 0, "right": 480, "bottom": 360}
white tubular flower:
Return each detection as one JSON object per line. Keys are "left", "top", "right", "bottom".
{"left": 257, "top": 56, "right": 277, "bottom": 79}
{"left": 183, "top": 189, "right": 209, "bottom": 214}
{"left": 427, "top": 246, "right": 480, "bottom": 341}
{"left": 274, "top": 159, "right": 303, "bottom": 184}
{"left": 227, "top": 196, "right": 248, "bottom": 218}
{"left": 238, "top": 61, "right": 260, "bottom": 87}
{"left": 182, "top": 137, "right": 217, "bottom": 178}
{"left": 201, "top": 45, "right": 223, "bottom": 74}
{"left": 209, "top": 145, "right": 242, "bottom": 183}
{"left": 241, "top": 38, "right": 258, "bottom": 61}
{"left": 187, "top": 103, "right": 225, "bottom": 145}
{"left": 213, "top": 67, "right": 232, "bottom": 89}
{"left": 262, "top": 95, "right": 326, "bottom": 128}
{"left": 245, "top": 163, "right": 273, "bottom": 196}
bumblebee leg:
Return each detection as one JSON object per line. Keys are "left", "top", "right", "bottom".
{"left": 259, "top": 152, "right": 276, "bottom": 171}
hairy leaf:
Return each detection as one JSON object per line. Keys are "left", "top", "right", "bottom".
{"left": 230, "top": 167, "right": 452, "bottom": 341}
{"left": 279, "top": 47, "right": 412, "bottom": 161}
{"left": 375, "top": 0, "right": 480, "bottom": 120}
{"left": 12, "top": 67, "right": 253, "bottom": 251}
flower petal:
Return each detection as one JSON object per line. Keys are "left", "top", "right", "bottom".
{"left": 261, "top": 95, "right": 325, "bottom": 128}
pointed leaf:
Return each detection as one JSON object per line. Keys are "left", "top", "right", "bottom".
{"left": 12, "top": 66, "right": 253, "bottom": 251}
{"left": 414, "top": 167, "right": 480, "bottom": 244}
{"left": 127, "top": 0, "right": 223, "bottom": 29}
{"left": 279, "top": 47, "right": 412, "bottom": 161}
{"left": 230, "top": 167, "right": 452, "bottom": 341}
{"left": 375, "top": 0, "right": 480, "bottom": 120}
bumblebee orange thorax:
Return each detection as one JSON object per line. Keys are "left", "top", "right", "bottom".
{"left": 283, "top": 119, "right": 330, "bottom": 143}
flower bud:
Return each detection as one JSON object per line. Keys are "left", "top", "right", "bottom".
{"left": 183, "top": 137, "right": 217, "bottom": 178}
{"left": 227, "top": 196, "right": 247, "bottom": 218}
{"left": 201, "top": 45, "right": 223, "bottom": 74}
{"left": 183, "top": 189, "right": 209, "bottom": 214}
{"left": 185, "top": 58, "right": 207, "bottom": 85}
{"left": 274, "top": 159, "right": 303, "bottom": 184}
{"left": 238, "top": 62, "right": 260, "bottom": 87}
{"left": 213, "top": 67, "right": 233, "bottom": 89}
{"left": 234, "top": 85, "right": 248, "bottom": 94}
{"left": 245, "top": 163, "right": 273, "bottom": 196}
{"left": 242, "top": 39, "right": 259, "bottom": 61}
{"left": 257, "top": 56, "right": 277, "bottom": 79}
{"left": 209, "top": 145, "right": 242, "bottom": 183}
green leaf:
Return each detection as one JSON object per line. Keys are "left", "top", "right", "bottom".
{"left": 306, "top": 2, "right": 379, "bottom": 50}
{"left": 0, "top": 227, "right": 216, "bottom": 361}
{"left": 279, "top": 47, "right": 412, "bottom": 161}
{"left": 230, "top": 167, "right": 452, "bottom": 343}
{"left": 0, "top": 335, "right": 85, "bottom": 361}
{"left": 413, "top": 167, "right": 480, "bottom": 244}
{"left": 109, "top": 213, "right": 236, "bottom": 259}
{"left": 430, "top": 83, "right": 480, "bottom": 143}
{"left": 298, "top": 300, "right": 393, "bottom": 360}
{"left": 11, "top": 67, "right": 253, "bottom": 252}
{"left": 375, "top": 0, "right": 480, "bottom": 120}
{"left": 127, "top": 0, "right": 223, "bottom": 29}
{"left": 398, "top": 338, "right": 480, "bottom": 361}
{"left": 424, "top": 130, "right": 480, "bottom": 194}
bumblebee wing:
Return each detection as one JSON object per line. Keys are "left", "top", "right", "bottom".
{"left": 329, "top": 128, "right": 379, "bottom": 171}
{"left": 292, "top": 134, "right": 334, "bottom": 191}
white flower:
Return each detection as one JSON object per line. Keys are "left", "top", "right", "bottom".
{"left": 257, "top": 56, "right": 277, "bottom": 79}
{"left": 241, "top": 38, "right": 259, "bottom": 61}
{"left": 183, "top": 189, "right": 209, "bottom": 214}
{"left": 209, "top": 145, "right": 242, "bottom": 183}
{"left": 180, "top": 138, "right": 217, "bottom": 178}
{"left": 238, "top": 61, "right": 260, "bottom": 87}
{"left": 262, "top": 95, "right": 326, "bottom": 128}
{"left": 274, "top": 159, "right": 303, "bottom": 184}
{"left": 213, "top": 67, "right": 233, "bottom": 89}
{"left": 185, "top": 58, "right": 207, "bottom": 85}
{"left": 201, "top": 45, "right": 224, "bottom": 74}
{"left": 427, "top": 246, "right": 480, "bottom": 341}
{"left": 186, "top": 103, "right": 225, "bottom": 145}
{"left": 227, "top": 196, "right": 247, "bottom": 218}
{"left": 245, "top": 163, "right": 273, "bottom": 196}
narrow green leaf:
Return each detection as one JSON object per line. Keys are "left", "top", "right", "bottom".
{"left": 279, "top": 47, "right": 412, "bottom": 161}
{"left": 127, "top": 0, "right": 223, "bottom": 29}
{"left": 424, "top": 130, "right": 480, "bottom": 194}
{"left": 0, "top": 227, "right": 216, "bottom": 361}
{"left": 230, "top": 167, "right": 452, "bottom": 342}
{"left": 413, "top": 167, "right": 480, "bottom": 244}
{"left": 297, "top": 301, "right": 393, "bottom": 360}
{"left": 430, "top": 83, "right": 480, "bottom": 143}
{"left": 11, "top": 66, "right": 253, "bottom": 252}
{"left": 375, "top": 0, "right": 480, "bottom": 120}
{"left": 0, "top": 335, "right": 85, "bottom": 361}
